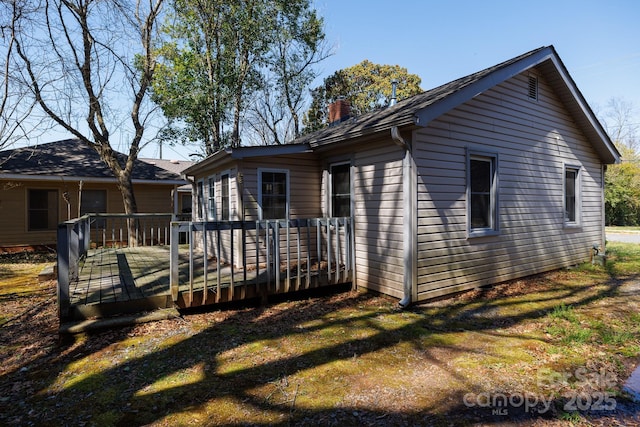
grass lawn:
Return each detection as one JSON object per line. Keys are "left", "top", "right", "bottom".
{"left": 607, "top": 226, "right": 640, "bottom": 233}
{"left": 2, "top": 244, "right": 640, "bottom": 425}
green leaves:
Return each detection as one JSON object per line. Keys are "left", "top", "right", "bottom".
{"left": 151, "top": 0, "right": 327, "bottom": 153}
{"left": 605, "top": 146, "right": 640, "bottom": 225}
{"left": 303, "top": 60, "right": 423, "bottom": 132}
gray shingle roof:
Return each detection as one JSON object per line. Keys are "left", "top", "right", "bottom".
{"left": 0, "top": 139, "right": 186, "bottom": 182}
{"left": 295, "top": 45, "right": 618, "bottom": 164}
{"left": 297, "top": 47, "right": 550, "bottom": 147}
{"left": 139, "top": 158, "right": 194, "bottom": 175}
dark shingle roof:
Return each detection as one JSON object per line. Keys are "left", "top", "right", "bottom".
{"left": 296, "top": 47, "right": 550, "bottom": 147}
{"left": 295, "top": 46, "right": 618, "bottom": 164}
{"left": 0, "top": 139, "right": 186, "bottom": 182}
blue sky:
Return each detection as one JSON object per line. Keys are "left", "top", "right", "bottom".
{"left": 24, "top": 0, "right": 640, "bottom": 159}
{"left": 313, "top": 0, "right": 639, "bottom": 112}
{"left": 153, "top": 0, "right": 639, "bottom": 159}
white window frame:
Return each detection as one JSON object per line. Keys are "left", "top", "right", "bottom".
{"left": 220, "top": 171, "right": 231, "bottom": 221}
{"left": 330, "top": 162, "right": 352, "bottom": 217}
{"left": 467, "top": 150, "right": 499, "bottom": 238}
{"left": 258, "top": 168, "right": 289, "bottom": 220}
{"left": 207, "top": 176, "right": 216, "bottom": 221}
{"left": 196, "top": 179, "right": 204, "bottom": 220}
{"left": 564, "top": 164, "right": 582, "bottom": 227}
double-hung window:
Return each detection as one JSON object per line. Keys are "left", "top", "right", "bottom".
{"left": 259, "top": 169, "right": 288, "bottom": 219}
{"left": 207, "top": 177, "right": 216, "bottom": 220}
{"left": 331, "top": 163, "right": 351, "bottom": 217}
{"left": 468, "top": 152, "right": 499, "bottom": 237}
{"left": 221, "top": 173, "right": 230, "bottom": 220}
{"left": 564, "top": 166, "right": 581, "bottom": 226}
{"left": 196, "top": 180, "right": 204, "bottom": 220}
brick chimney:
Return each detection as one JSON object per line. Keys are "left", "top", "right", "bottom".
{"left": 328, "top": 98, "right": 351, "bottom": 124}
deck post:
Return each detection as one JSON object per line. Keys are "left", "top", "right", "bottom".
{"left": 274, "top": 221, "right": 280, "bottom": 291}
{"left": 285, "top": 219, "right": 291, "bottom": 292}
{"left": 69, "top": 222, "right": 80, "bottom": 282}
{"left": 170, "top": 221, "right": 180, "bottom": 301}
{"left": 57, "top": 223, "right": 71, "bottom": 319}
{"left": 326, "top": 219, "right": 332, "bottom": 285}
{"left": 229, "top": 222, "right": 235, "bottom": 299}
{"left": 202, "top": 223, "right": 209, "bottom": 305}
{"left": 216, "top": 224, "right": 221, "bottom": 302}
{"left": 334, "top": 218, "right": 341, "bottom": 284}
{"left": 306, "top": 220, "right": 311, "bottom": 288}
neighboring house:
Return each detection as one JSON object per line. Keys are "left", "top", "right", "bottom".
{"left": 182, "top": 46, "right": 620, "bottom": 305}
{"left": 139, "top": 157, "right": 194, "bottom": 220}
{"left": 0, "top": 139, "right": 191, "bottom": 251}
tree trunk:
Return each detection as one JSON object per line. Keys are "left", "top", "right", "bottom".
{"left": 116, "top": 174, "right": 140, "bottom": 247}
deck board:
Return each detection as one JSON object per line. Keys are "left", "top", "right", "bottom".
{"left": 72, "top": 247, "right": 171, "bottom": 307}
{"left": 68, "top": 245, "right": 348, "bottom": 318}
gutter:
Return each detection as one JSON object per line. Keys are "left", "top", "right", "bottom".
{"left": 391, "top": 126, "right": 416, "bottom": 309}
{"left": 0, "top": 173, "right": 187, "bottom": 186}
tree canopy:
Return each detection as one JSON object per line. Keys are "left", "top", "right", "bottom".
{"left": 151, "top": 0, "right": 328, "bottom": 155}
{"left": 303, "top": 60, "right": 423, "bottom": 132}
{"left": 601, "top": 98, "right": 640, "bottom": 226}
{"left": 605, "top": 145, "right": 640, "bottom": 225}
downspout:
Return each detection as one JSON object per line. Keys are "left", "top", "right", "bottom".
{"left": 391, "top": 125, "right": 415, "bottom": 308}
{"left": 181, "top": 175, "right": 196, "bottom": 220}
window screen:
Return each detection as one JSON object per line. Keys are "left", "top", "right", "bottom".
{"left": 261, "top": 171, "right": 287, "bottom": 219}
{"left": 331, "top": 163, "right": 351, "bottom": 217}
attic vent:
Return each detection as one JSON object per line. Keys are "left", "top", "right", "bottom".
{"left": 528, "top": 75, "right": 538, "bottom": 100}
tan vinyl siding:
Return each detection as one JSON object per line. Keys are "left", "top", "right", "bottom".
{"left": 414, "top": 70, "right": 605, "bottom": 300}
{"left": 242, "top": 154, "right": 320, "bottom": 267}
{"left": 0, "top": 185, "right": 28, "bottom": 246}
{"left": 0, "top": 180, "right": 176, "bottom": 249}
{"left": 350, "top": 140, "right": 405, "bottom": 298}
{"left": 241, "top": 153, "right": 321, "bottom": 220}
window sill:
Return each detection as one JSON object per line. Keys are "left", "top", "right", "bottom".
{"left": 564, "top": 222, "right": 582, "bottom": 230}
{"left": 468, "top": 229, "right": 500, "bottom": 239}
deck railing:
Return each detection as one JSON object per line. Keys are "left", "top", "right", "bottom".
{"left": 170, "top": 217, "right": 354, "bottom": 306}
{"left": 57, "top": 214, "right": 354, "bottom": 318}
{"left": 57, "top": 213, "right": 175, "bottom": 318}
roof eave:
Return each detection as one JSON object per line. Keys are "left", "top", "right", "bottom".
{"left": 0, "top": 173, "right": 188, "bottom": 185}
{"left": 183, "top": 144, "right": 313, "bottom": 176}
{"left": 413, "top": 46, "right": 620, "bottom": 165}
{"left": 308, "top": 115, "right": 417, "bottom": 149}
{"left": 543, "top": 55, "right": 621, "bottom": 164}
{"left": 414, "top": 48, "right": 556, "bottom": 126}
{"left": 230, "top": 143, "right": 312, "bottom": 159}
{"left": 182, "top": 149, "right": 232, "bottom": 176}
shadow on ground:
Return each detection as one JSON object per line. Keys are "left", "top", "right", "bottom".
{"left": 1, "top": 268, "right": 640, "bottom": 426}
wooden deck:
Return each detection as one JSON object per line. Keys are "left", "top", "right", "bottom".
{"left": 68, "top": 245, "right": 348, "bottom": 319}
{"left": 70, "top": 247, "right": 174, "bottom": 318}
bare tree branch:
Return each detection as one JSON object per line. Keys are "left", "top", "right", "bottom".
{"left": 0, "top": 0, "right": 43, "bottom": 151}
{"left": 12, "top": 0, "right": 165, "bottom": 233}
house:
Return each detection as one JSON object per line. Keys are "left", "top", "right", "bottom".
{"left": 139, "top": 157, "right": 194, "bottom": 220}
{"left": 181, "top": 46, "right": 620, "bottom": 306}
{"left": 0, "top": 139, "right": 191, "bottom": 252}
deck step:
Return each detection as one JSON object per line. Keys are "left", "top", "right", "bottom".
{"left": 68, "top": 295, "right": 174, "bottom": 320}
{"left": 59, "top": 307, "right": 181, "bottom": 335}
